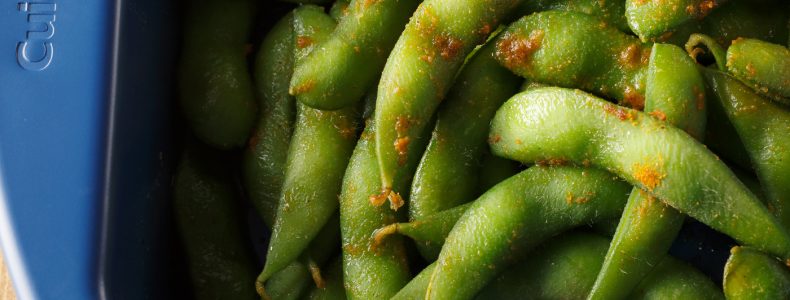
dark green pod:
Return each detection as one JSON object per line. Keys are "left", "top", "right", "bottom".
{"left": 178, "top": 0, "right": 257, "bottom": 149}
{"left": 625, "top": 0, "right": 726, "bottom": 41}
{"left": 723, "top": 247, "right": 790, "bottom": 299}
{"left": 173, "top": 141, "right": 258, "bottom": 300}
{"left": 426, "top": 166, "right": 631, "bottom": 299}
{"left": 244, "top": 12, "right": 296, "bottom": 227}
{"left": 408, "top": 36, "right": 521, "bottom": 258}
{"left": 726, "top": 38, "right": 790, "bottom": 104}
{"left": 703, "top": 68, "right": 790, "bottom": 232}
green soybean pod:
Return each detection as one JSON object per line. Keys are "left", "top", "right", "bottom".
{"left": 258, "top": 7, "right": 360, "bottom": 293}
{"left": 300, "top": 257, "right": 347, "bottom": 300}
{"left": 173, "top": 140, "right": 258, "bottom": 300}
{"left": 289, "top": 0, "right": 421, "bottom": 110}
{"left": 588, "top": 43, "right": 707, "bottom": 300}
{"left": 726, "top": 38, "right": 790, "bottom": 104}
{"left": 703, "top": 68, "right": 790, "bottom": 231}
{"left": 480, "top": 232, "right": 723, "bottom": 300}
{"left": 515, "top": 0, "right": 630, "bottom": 33}
{"left": 625, "top": 0, "right": 725, "bottom": 42}
{"left": 664, "top": 1, "right": 789, "bottom": 47}
{"left": 488, "top": 87, "right": 790, "bottom": 259}
{"left": 426, "top": 166, "right": 631, "bottom": 299}
{"left": 178, "top": 0, "right": 257, "bottom": 149}
{"left": 373, "top": 203, "right": 472, "bottom": 261}
{"left": 244, "top": 12, "right": 296, "bottom": 227}
{"left": 374, "top": 0, "right": 524, "bottom": 204}
{"left": 495, "top": 11, "right": 651, "bottom": 110}
{"left": 340, "top": 114, "right": 434, "bottom": 299}
{"left": 264, "top": 261, "right": 312, "bottom": 300}
{"left": 723, "top": 246, "right": 790, "bottom": 299}
{"left": 391, "top": 263, "right": 437, "bottom": 300}
{"left": 408, "top": 37, "right": 522, "bottom": 249}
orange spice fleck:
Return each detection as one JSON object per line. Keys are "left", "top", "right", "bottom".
{"left": 694, "top": 85, "right": 705, "bottom": 110}
{"left": 649, "top": 110, "right": 667, "bottom": 121}
{"left": 296, "top": 36, "right": 313, "bottom": 49}
{"left": 619, "top": 44, "right": 642, "bottom": 69}
{"left": 604, "top": 104, "right": 636, "bottom": 121}
{"left": 565, "top": 191, "right": 574, "bottom": 205}
{"left": 489, "top": 134, "right": 502, "bottom": 144}
{"left": 433, "top": 34, "right": 464, "bottom": 60}
{"left": 479, "top": 24, "right": 492, "bottom": 36}
{"left": 394, "top": 137, "right": 410, "bottom": 166}
{"left": 420, "top": 54, "right": 434, "bottom": 63}
{"left": 395, "top": 115, "right": 410, "bottom": 136}
{"left": 290, "top": 79, "right": 316, "bottom": 95}
{"left": 515, "top": 139, "right": 522, "bottom": 145}
{"left": 633, "top": 160, "right": 666, "bottom": 191}
{"left": 496, "top": 29, "right": 544, "bottom": 69}
{"left": 745, "top": 63, "right": 756, "bottom": 77}
{"left": 388, "top": 192, "right": 404, "bottom": 211}
{"left": 369, "top": 188, "right": 390, "bottom": 207}
{"left": 537, "top": 158, "right": 568, "bottom": 166}
{"left": 623, "top": 86, "right": 645, "bottom": 111}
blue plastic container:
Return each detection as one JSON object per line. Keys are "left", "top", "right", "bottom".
{"left": 1, "top": 0, "right": 179, "bottom": 298}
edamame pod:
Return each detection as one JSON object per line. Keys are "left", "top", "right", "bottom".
{"left": 426, "top": 166, "right": 631, "bottom": 299}
{"left": 723, "top": 246, "right": 790, "bottom": 299}
{"left": 664, "top": 1, "right": 789, "bottom": 47}
{"left": 264, "top": 261, "right": 312, "bottom": 300}
{"left": 726, "top": 38, "right": 790, "bottom": 104}
{"left": 488, "top": 87, "right": 790, "bottom": 260}
{"left": 589, "top": 43, "right": 707, "bottom": 299}
{"left": 480, "top": 232, "right": 723, "bottom": 300}
{"left": 178, "top": 0, "right": 257, "bottom": 149}
{"left": 340, "top": 114, "right": 432, "bottom": 299}
{"left": 301, "top": 257, "right": 347, "bottom": 300}
{"left": 703, "top": 68, "right": 790, "bottom": 231}
{"left": 495, "top": 11, "right": 650, "bottom": 109}
{"left": 515, "top": 0, "right": 629, "bottom": 33}
{"left": 625, "top": 0, "right": 725, "bottom": 42}
{"left": 173, "top": 140, "right": 258, "bottom": 300}
{"left": 244, "top": 12, "right": 296, "bottom": 227}
{"left": 290, "top": 0, "right": 421, "bottom": 110}
{"left": 408, "top": 37, "right": 522, "bottom": 255}
{"left": 374, "top": 0, "right": 524, "bottom": 205}
{"left": 258, "top": 8, "right": 361, "bottom": 293}
{"left": 374, "top": 203, "right": 471, "bottom": 261}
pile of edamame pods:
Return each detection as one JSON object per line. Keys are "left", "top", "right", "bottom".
{"left": 172, "top": 0, "right": 790, "bottom": 299}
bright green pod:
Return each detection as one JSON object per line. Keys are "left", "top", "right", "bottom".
{"left": 340, "top": 115, "right": 432, "bottom": 299}
{"left": 495, "top": 11, "right": 651, "bottom": 110}
{"left": 300, "top": 257, "right": 347, "bottom": 300}
{"left": 244, "top": 12, "right": 296, "bottom": 227}
{"left": 426, "top": 166, "right": 631, "bottom": 299}
{"left": 481, "top": 232, "right": 723, "bottom": 300}
{"left": 408, "top": 37, "right": 521, "bottom": 253}
{"left": 489, "top": 87, "right": 790, "bottom": 259}
{"left": 391, "top": 263, "right": 437, "bottom": 300}
{"left": 726, "top": 38, "right": 790, "bottom": 104}
{"left": 258, "top": 7, "right": 361, "bottom": 294}
{"left": 703, "top": 68, "right": 790, "bottom": 231}
{"left": 177, "top": 0, "right": 257, "bottom": 149}
{"left": 515, "top": 0, "right": 630, "bottom": 33}
{"left": 374, "top": 0, "right": 524, "bottom": 205}
{"left": 290, "top": 0, "right": 421, "bottom": 110}
{"left": 398, "top": 232, "right": 722, "bottom": 299}
{"left": 625, "top": 0, "right": 726, "bottom": 42}
{"left": 588, "top": 43, "right": 707, "bottom": 300}
{"left": 374, "top": 203, "right": 471, "bottom": 261}
{"left": 723, "top": 246, "right": 790, "bottom": 299}
{"left": 173, "top": 141, "right": 258, "bottom": 300}
{"left": 264, "top": 261, "right": 311, "bottom": 300}
{"left": 664, "top": 0, "right": 789, "bottom": 47}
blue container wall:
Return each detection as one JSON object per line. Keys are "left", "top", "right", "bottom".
{"left": 0, "top": 0, "right": 179, "bottom": 298}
